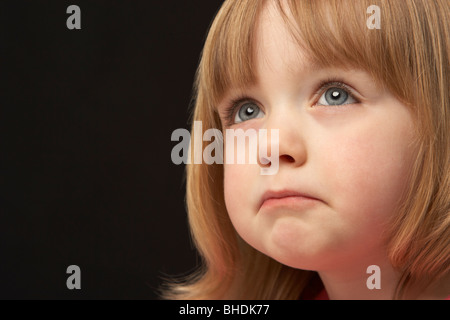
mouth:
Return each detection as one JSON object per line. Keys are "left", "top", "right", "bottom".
{"left": 259, "top": 189, "right": 323, "bottom": 210}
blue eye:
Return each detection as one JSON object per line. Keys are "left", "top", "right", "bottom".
{"left": 234, "top": 102, "right": 264, "bottom": 123}
{"left": 317, "top": 87, "right": 357, "bottom": 106}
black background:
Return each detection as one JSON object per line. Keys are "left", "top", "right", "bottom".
{"left": 0, "top": 0, "right": 223, "bottom": 299}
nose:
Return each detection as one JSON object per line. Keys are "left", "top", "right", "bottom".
{"left": 258, "top": 110, "right": 307, "bottom": 170}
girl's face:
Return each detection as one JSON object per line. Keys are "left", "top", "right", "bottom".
{"left": 219, "top": 3, "right": 417, "bottom": 273}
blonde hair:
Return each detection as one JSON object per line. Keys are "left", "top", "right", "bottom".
{"left": 162, "top": 0, "right": 450, "bottom": 299}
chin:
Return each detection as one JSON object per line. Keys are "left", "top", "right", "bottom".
{"left": 258, "top": 222, "right": 341, "bottom": 271}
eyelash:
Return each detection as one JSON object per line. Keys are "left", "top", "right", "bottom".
{"left": 223, "top": 95, "right": 255, "bottom": 127}
{"left": 222, "top": 78, "right": 359, "bottom": 126}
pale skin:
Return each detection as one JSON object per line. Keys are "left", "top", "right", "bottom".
{"left": 217, "top": 2, "right": 446, "bottom": 299}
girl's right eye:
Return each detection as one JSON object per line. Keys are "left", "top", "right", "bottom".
{"left": 233, "top": 102, "right": 265, "bottom": 124}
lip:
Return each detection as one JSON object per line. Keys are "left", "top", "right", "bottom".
{"left": 259, "top": 189, "right": 323, "bottom": 210}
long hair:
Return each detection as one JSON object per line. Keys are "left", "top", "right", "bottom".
{"left": 162, "top": 0, "right": 450, "bottom": 299}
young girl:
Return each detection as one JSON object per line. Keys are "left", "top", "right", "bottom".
{"left": 164, "top": 0, "right": 449, "bottom": 299}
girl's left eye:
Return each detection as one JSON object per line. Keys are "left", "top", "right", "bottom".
{"left": 234, "top": 102, "right": 264, "bottom": 123}
{"left": 317, "top": 87, "right": 357, "bottom": 106}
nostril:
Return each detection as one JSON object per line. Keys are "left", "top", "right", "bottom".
{"left": 280, "top": 154, "right": 295, "bottom": 163}
{"left": 258, "top": 156, "right": 271, "bottom": 167}
{"left": 258, "top": 155, "right": 295, "bottom": 167}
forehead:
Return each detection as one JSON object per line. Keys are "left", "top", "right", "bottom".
{"left": 255, "top": 1, "right": 312, "bottom": 76}
{"left": 243, "top": 1, "right": 324, "bottom": 96}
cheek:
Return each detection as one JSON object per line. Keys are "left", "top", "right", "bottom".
{"left": 223, "top": 133, "right": 264, "bottom": 233}
{"left": 321, "top": 116, "right": 416, "bottom": 221}
{"left": 224, "top": 165, "right": 241, "bottom": 207}
{"left": 223, "top": 162, "right": 264, "bottom": 246}
{"left": 224, "top": 164, "right": 253, "bottom": 218}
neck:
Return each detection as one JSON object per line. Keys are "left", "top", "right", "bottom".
{"left": 318, "top": 263, "right": 398, "bottom": 300}
{"left": 317, "top": 257, "right": 450, "bottom": 300}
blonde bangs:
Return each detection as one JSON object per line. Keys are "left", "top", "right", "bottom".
{"left": 283, "top": 0, "right": 386, "bottom": 74}
{"left": 196, "top": 0, "right": 265, "bottom": 128}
